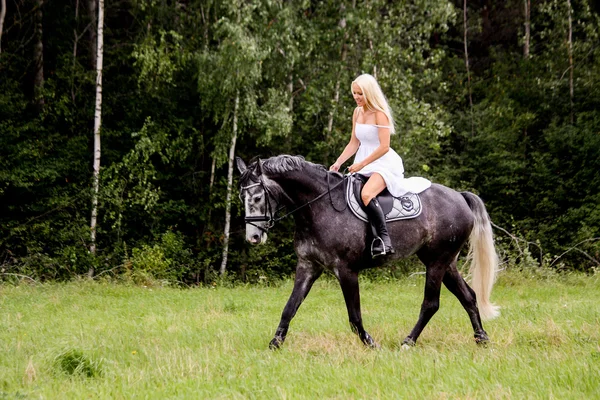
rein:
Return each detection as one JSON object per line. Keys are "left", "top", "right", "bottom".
{"left": 241, "top": 171, "right": 349, "bottom": 233}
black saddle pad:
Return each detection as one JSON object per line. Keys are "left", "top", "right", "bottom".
{"left": 352, "top": 174, "right": 394, "bottom": 215}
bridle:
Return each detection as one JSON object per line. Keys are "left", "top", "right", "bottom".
{"left": 240, "top": 172, "right": 348, "bottom": 234}
{"left": 239, "top": 180, "right": 280, "bottom": 232}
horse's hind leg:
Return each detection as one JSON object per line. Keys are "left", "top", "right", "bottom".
{"left": 269, "top": 260, "right": 323, "bottom": 350}
{"left": 402, "top": 265, "right": 446, "bottom": 347}
{"left": 336, "top": 268, "right": 378, "bottom": 348}
{"left": 442, "top": 264, "right": 489, "bottom": 344}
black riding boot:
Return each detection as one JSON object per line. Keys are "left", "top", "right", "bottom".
{"left": 364, "top": 199, "right": 394, "bottom": 257}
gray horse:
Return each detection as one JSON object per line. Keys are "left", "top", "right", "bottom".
{"left": 236, "top": 155, "right": 499, "bottom": 349}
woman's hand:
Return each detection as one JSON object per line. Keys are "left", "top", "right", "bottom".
{"left": 348, "top": 162, "right": 365, "bottom": 173}
{"left": 329, "top": 162, "right": 342, "bottom": 172}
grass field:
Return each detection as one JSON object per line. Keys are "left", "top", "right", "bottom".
{"left": 1, "top": 270, "right": 599, "bottom": 399}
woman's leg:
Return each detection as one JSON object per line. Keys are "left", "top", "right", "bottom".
{"left": 360, "top": 173, "right": 386, "bottom": 206}
{"left": 361, "top": 174, "right": 394, "bottom": 256}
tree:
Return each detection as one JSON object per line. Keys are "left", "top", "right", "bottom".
{"left": 325, "top": 1, "right": 354, "bottom": 159}
{"left": 33, "top": 0, "right": 44, "bottom": 112}
{"left": 566, "top": 0, "right": 574, "bottom": 123}
{"left": 87, "top": 0, "right": 97, "bottom": 69}
{"left": 0, "top": 0, "right": 6, "bottom": 54}
{"left": 89, "top": 0, "right": 104, "bottom": 266}
{"left": 524, "top": 0, "right": 531, "bottom": 58}
{"left": 194, "top": 1, "right": 275, "bottom": 274}
{"left": 220, "top": 93, "right": 239, "bottom": 275}
{"left": 463, "top": 0, "right": 474, "bottom": 135}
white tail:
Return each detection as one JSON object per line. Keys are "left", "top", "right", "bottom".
{"left": 462, "top": 192, "right": 500, "bottom": 320}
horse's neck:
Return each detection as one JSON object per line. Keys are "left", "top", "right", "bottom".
{"left": 270, "top": 169, "right": 330, "bottom": 205}
{"left": 269, "top": 169, "right": 349, "bottom": 239}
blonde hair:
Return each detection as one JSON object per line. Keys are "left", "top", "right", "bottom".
{"left": 352, "top": 74, "right": 396, "bottom": 134}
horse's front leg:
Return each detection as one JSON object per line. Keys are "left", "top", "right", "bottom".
{"left": 336, "top": 267, "right": 379, "bottom": 348}
{"left": 269, "top": 260, "right": 323, "bottom": 350}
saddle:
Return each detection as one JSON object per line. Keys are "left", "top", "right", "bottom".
{"left": 345, "top": 174, "right": 422, "bottom": 223}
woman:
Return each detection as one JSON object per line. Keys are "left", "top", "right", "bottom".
{"left": 329, "top": 74, "right": 404, "bottom": 257}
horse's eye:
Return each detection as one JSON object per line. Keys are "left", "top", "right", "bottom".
{"left": 253, "top": 196, "right": 262, "bottom": 204}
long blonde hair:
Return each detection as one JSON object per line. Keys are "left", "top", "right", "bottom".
{"left": 352, "top": 74, "right": 396, "bottom": 134}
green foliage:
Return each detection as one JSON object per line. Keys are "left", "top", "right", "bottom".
{"left": 132, "top": 30, "right": 187, "bottom": 93}
{"left": 434, "top": 0, "right": 600, "bottom": 270}
{"left": 231, "top": 224, "right": 297, "bottom": 284}
{"left": 100, "top": 118, "right": 165, "bottom": 234}
{"left": 1, "top": 0, "right": 599, "bottom": 280}
{"left": 125, "top": 230, "right": 197, "bottom": 284}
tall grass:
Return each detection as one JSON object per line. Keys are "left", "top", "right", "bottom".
{"left": 1, "top": 270, "right": 599, "bottom": 399}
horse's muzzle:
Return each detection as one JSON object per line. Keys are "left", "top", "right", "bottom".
{"left": 248, "top": 234, "right": 262, "bottom": 244}
{"left": 246, "top": 229, "right": 267, "bottom": 245}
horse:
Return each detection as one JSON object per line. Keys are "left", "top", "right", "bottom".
{"left": 236, "top": 155, "right": 499, "bottom": 349}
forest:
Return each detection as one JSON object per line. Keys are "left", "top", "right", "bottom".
{"left": 1, "top": 0, "right": 599, "bottom": 283}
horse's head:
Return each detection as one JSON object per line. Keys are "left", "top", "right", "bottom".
{"left": 236, "top": 157, "right": 283, "bottom": 244}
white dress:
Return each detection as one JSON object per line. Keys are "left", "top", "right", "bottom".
{"left": 353, "top": 123, "right": 407, "bottom": 197}
{"left": 354, "top": 123, "right": 432, "bottom": 197}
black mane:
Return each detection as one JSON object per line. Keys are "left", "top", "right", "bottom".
{"left": 239, "top": 155, "right": 332, "bottom": 199}
{"left": 262, "top": 155, "right": 328, "bottom": 175}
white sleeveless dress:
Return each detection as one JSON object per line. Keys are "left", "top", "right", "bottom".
{"left": 353, "top": 123, "right": 407, "bottom": 197}
{"left": 353, "top": 124, "right": 431, "bottom": 196}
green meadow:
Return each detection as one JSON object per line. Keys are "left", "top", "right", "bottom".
{"left": 1, "top": 270, "right": 599, "bottom": 399}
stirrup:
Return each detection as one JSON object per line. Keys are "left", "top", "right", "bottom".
{"left": 371, "top": 237, "right": 386, "bottom": 257}
{"left": 370, "top": 237, "right": 394, "bottom": 258}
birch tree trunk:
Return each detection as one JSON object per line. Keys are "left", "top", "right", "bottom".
{"left": 207, "top": 116, "right": 228, "bottom": 225}
{"left": 463, "top": 0, "right": 474, "bottom": 135}
{"left": 89, "top": 0, "right": 104, "bottom": 272}
{"left": 523, "top": 0, "right": 530, "bottom": 59}
{"left": 369, "top": 39, "right": 377, "bottom": 80}
{"left": 33, "top": 0, "right": 44, "bottom": 112}
{"left": 326, "top": 4, "right": 347, "bottom": 135}
{"left": 325, "top": 2, "right": 354, "bottom": 160}
{"left": 206, "top": 156, "right": 216, "bottom": 226}
{"left": 285, "top": 71, "right": 294, "bottom": 152}
{"left": 326, "top": 78, "right": 342, "bottom": 136}
{"left": 0, "top": 0, "right": 6, "bottom": 54}
{"left": 219, "top": 92, "right": 240, "bottom": 275}
{"left": 72, "top": 0, "right": 80, "bottom": 101}
{"left": 522, "top": 0, "right": 531, "bottom": 147}
{"left": 209, "top": 157, "right": 216, "bottom": 193}
{"left": 88, "top": 0, "right": 97, "bottom": 70}
{"left": 566, "top": 0, "right": 574, "bottom": 124}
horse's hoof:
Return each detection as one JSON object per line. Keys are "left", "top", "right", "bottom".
{"left": 269, "top": 337, "right": 284, "bottom": 350}
{"left": 401, "top": 337, "right": 416, "bottom": 348}
{"left": 475, "top": 334, "right": 490, "bottom": 346}
{"left": 362, "top": 333, "right": 380, "bottom": 349}
{"left": 366, "top": 339, "right": 381, "bottom": 350}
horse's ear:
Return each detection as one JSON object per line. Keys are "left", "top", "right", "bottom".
{"left": 255, "top": 158, "right": 264, "bottom": 176}
{"left": 236, "top": 157, "right": 247, "bottom": 174}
